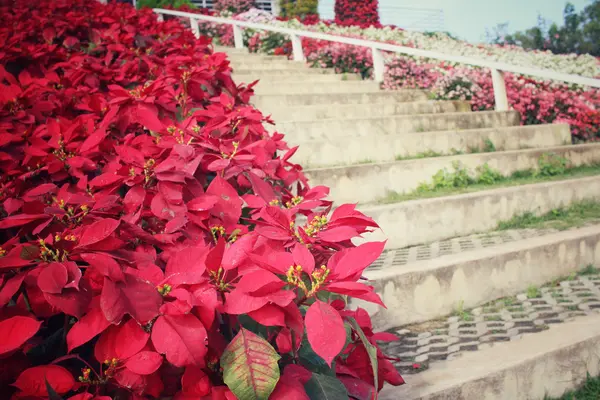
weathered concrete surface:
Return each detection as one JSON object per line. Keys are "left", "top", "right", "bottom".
{"left": 232, "top": 73, "right": 361, "bottom": 84}
{"left": 234, "top": 67, "right": 337, "bottom": 76}
{"left": 274, "top": 111, "right": 520, "bottom": 141}
{"left": 380, "top": 313, "right": 600, "bottom": 400}
{"left": 293, "top": 124, "right": 572, "bottom": 167}
{"left": 230, "top": 60, "right": 311, "bottom": 70}
{"left": 359, "top": 175, "right": 600, "bottom": 249}
{"left": 253, "top": 80, "right": 382, "bottom": 95}
{"left": 226, "top": 54, "right": 295, "bottom": 63}
{"left": 361, "top": 225, "right": 600, "bottom": 329}
{"left": 307, "top": 143, "right": 600, "bottom": 203}
{"left": 266, "top": 100, "right": 471, "bottom": 122}
{"left": 252, "top": 90, "right": 428, "bottom": 109}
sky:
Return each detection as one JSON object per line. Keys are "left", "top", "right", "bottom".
{"left": 318, "top": 0, "right": 592, "bottom": 43}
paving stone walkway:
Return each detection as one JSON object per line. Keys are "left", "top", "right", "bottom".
{"left": 381, "top": 269, "right": 600, "bottom": 375}
{"left": 372, "top": 219, "right": 600, "bottom": 270}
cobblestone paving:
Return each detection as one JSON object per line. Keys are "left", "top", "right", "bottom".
{"left": 370, "top": 228, "right": 559, "bottom": 270}
{"left": 371, "top": 218, "right": 600, "bottom": 270}
{"left": 380, "top": 269, "right": 600, "bottom": 375}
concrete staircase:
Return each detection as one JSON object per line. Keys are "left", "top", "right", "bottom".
{"left": 220, "top": 46, "right": 600, "bottom": 399}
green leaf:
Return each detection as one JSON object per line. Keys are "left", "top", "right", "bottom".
{"left": 304, "top": 373, "right": 349, "bottom": 400}
{"left": 348, "top": 317, "right": 379, "bottom": 392}
{"left": 221, "top": 328, "right": 281, "bottom": 400}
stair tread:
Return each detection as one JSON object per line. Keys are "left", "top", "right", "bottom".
{"left": 381, "top": 311, "right": 600, "bottom": 400}
{"left": 360, "top": 173, "right": 600, "bottom": 210}
{"left": 305, "top": 142, "right": 600, "bottom": 172}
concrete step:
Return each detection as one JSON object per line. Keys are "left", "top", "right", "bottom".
{"left": 232, "top": 73, "right": 362, "bottom": 84}
{"left": 253, "top": 80, "right": 381, "bottom": 95}
{"left": 358, "top": 175, "right": 600, "bottom": 249}
{"left": 252, "top": 90, "right": 429, "bottom": 109}
{"left": 293, "top": 124, "right": 571, "bottom": 168}
{"left": 227, "top": 54, "right": 291, "bottom": 63}
{"left": 214, "top": 46, "right": 248, "bottom": 55}
{"left": 273, "top": 110, "right": 521, "bottom": 142}
{"left": 362, "top": 224, "right": 600, "bottom": 329}
{"left": 381, "top": 312, "right": 600, "bottom": 400}
{"left": 234, "top": 67, "right": 337, "bottom": 76}
{"left": 230, "top": 60, "right": 311, "bottom": 71}
{"left": 266, "top": 100, "right": 471, "bottom": 122}
{"left": 307, "top": 143, "right": 600, "bottom": 203}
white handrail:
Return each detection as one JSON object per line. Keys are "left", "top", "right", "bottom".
{"left": 153, "top": 8, "right": 600, "bottom": 111}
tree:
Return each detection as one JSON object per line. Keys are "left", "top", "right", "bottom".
{"left": 491, "top": 1, "right": 600, "bottom": 56}
{"left": 279, "top": 0, "right": 319, "bottom": 18}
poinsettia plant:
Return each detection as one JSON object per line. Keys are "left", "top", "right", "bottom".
{"left": 0, "top": 0, "right": 404, "bottom": 399}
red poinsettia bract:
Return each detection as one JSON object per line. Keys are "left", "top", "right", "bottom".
{"left": 0, "top": 0, "right": 403, "bottom": 399}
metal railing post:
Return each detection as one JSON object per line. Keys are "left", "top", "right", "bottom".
{"left": 233, "top": 25, "right": 244, "bottom": 49}
{"left": 291, "top": 33, "right": 304, "bottom": 62}
{"left": 156, "top": 12, "right": 164, "bottom": 22}
{"left": 372, "top": 48, "right": 385, "bottom": 82}
{"left": 190, "top": 17, "right": 200, "bottom": 39}
{"left": 491, "top": 68, "right": 509, "bottom": 111}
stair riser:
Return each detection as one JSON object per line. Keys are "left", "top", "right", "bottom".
{"left": 252, "top": 90, "right": 428, "bottom": 108}
{"left": 294, "top": 124, "right": 571, "bottom": 168}
{"left": 267, "top": 100, "right": 471, "bottom": 122}
{"left": 360, "top": 226, "right": 600, "bottom": 329}
{"left": 254, "top": 81, "right": 381, "bottom": 95}
{"left": 307, "top": 144, "right": 600, "bottom": 204}
{"left": 227, "top": 55, "right": 291, "bottom": 63}
{"left": 274, "top": 111, "right": 520, "bottom": 141}
{"left": 214, "top": 46, "right": 248, "bottom": 55}
{"left": 234, "top": 68, "right": 337, "bottom": 76}
{"left": 230, "top": 61, "right": 310, "bottom": 70}
{"left": 233, "top": 74, "right": 361, "bottom": 84}
{"left": 359, "top": 175, "right": 600, "bottom": 249}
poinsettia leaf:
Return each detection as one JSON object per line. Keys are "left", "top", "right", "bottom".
{"left": 76, "top": 218, "right": 120, "bottom": 248}
{"left": 100, "top": 274, "right": 161, "bottom": 324}
{"left": 67, "top": 306, "right": 111, "bottom": 352}
{"left": 221, "top": 328, "right": 281, "bottom": 400}
{"left": 14, "top": 365, "right": 75, "bottom": 396}
{"left": 338, "top": 375, "right": 376, "bottom": 400}
{"left": 124, "top": 351, "right": 163, "bottom": 375}
{"left": 297, "top": 335, "right": 333, "bottom": 377}
{"left": 0, "top": 316, "right": 41, "bottom": 355}
{"left": 45, "top": 378, "right": 65, "bottom": 400}
{"left": 348, "top": 317, "right": 379, "bottom": 395}
{"left": 304, "top": 373, "right": 349, "bottom": 400}
{"left": 305, "top": 300, "right": 346, "bottom": 367}
{"left": 151, "top": 314, "right": 207, "bottom": 367}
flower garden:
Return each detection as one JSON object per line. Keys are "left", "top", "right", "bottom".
{"left": 0, "top": 0, "right": 406, "bottom": 398}
{"left": 189, "top": 5, "right": 600, "bottom": 142}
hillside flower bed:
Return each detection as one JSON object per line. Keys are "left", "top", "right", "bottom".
{"left": 0, "top": 1, "right": 405, "bottom": 399}
{"left": 193, "top": 8, "right": 600, "bottom": 141}
{"left": 334, "top": 0, "right": 380, "bottom": 28}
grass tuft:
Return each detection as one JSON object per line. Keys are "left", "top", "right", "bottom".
{"left": 545, "top": 373, "right": 600, "bottom": 399}
{"left": 496, "top": 201, "right": 600, "bottom": 231}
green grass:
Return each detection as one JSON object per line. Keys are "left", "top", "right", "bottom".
{"left": 579, "top": 265, "right": 599, "bottom": 276}
{"left": 379, "top": 163, "right": 600, "bottom": 204}
{"left": 395, "top": 150, "right": 444, "bottom": 161}
{"left": 546, "top": 374, "right": 600, "bottom": 399}
{"left": 454, "top": 300, "right": 474, "bottom": 322}
{"left": 496, "top": 200, "right": 600, "bottom": 231}
{"left": 526, "top": 285, "right": 541, "bottom": 299}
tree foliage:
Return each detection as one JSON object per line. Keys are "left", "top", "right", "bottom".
{"left": 489, "top": 1, "right": 600, "bottom": 56}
